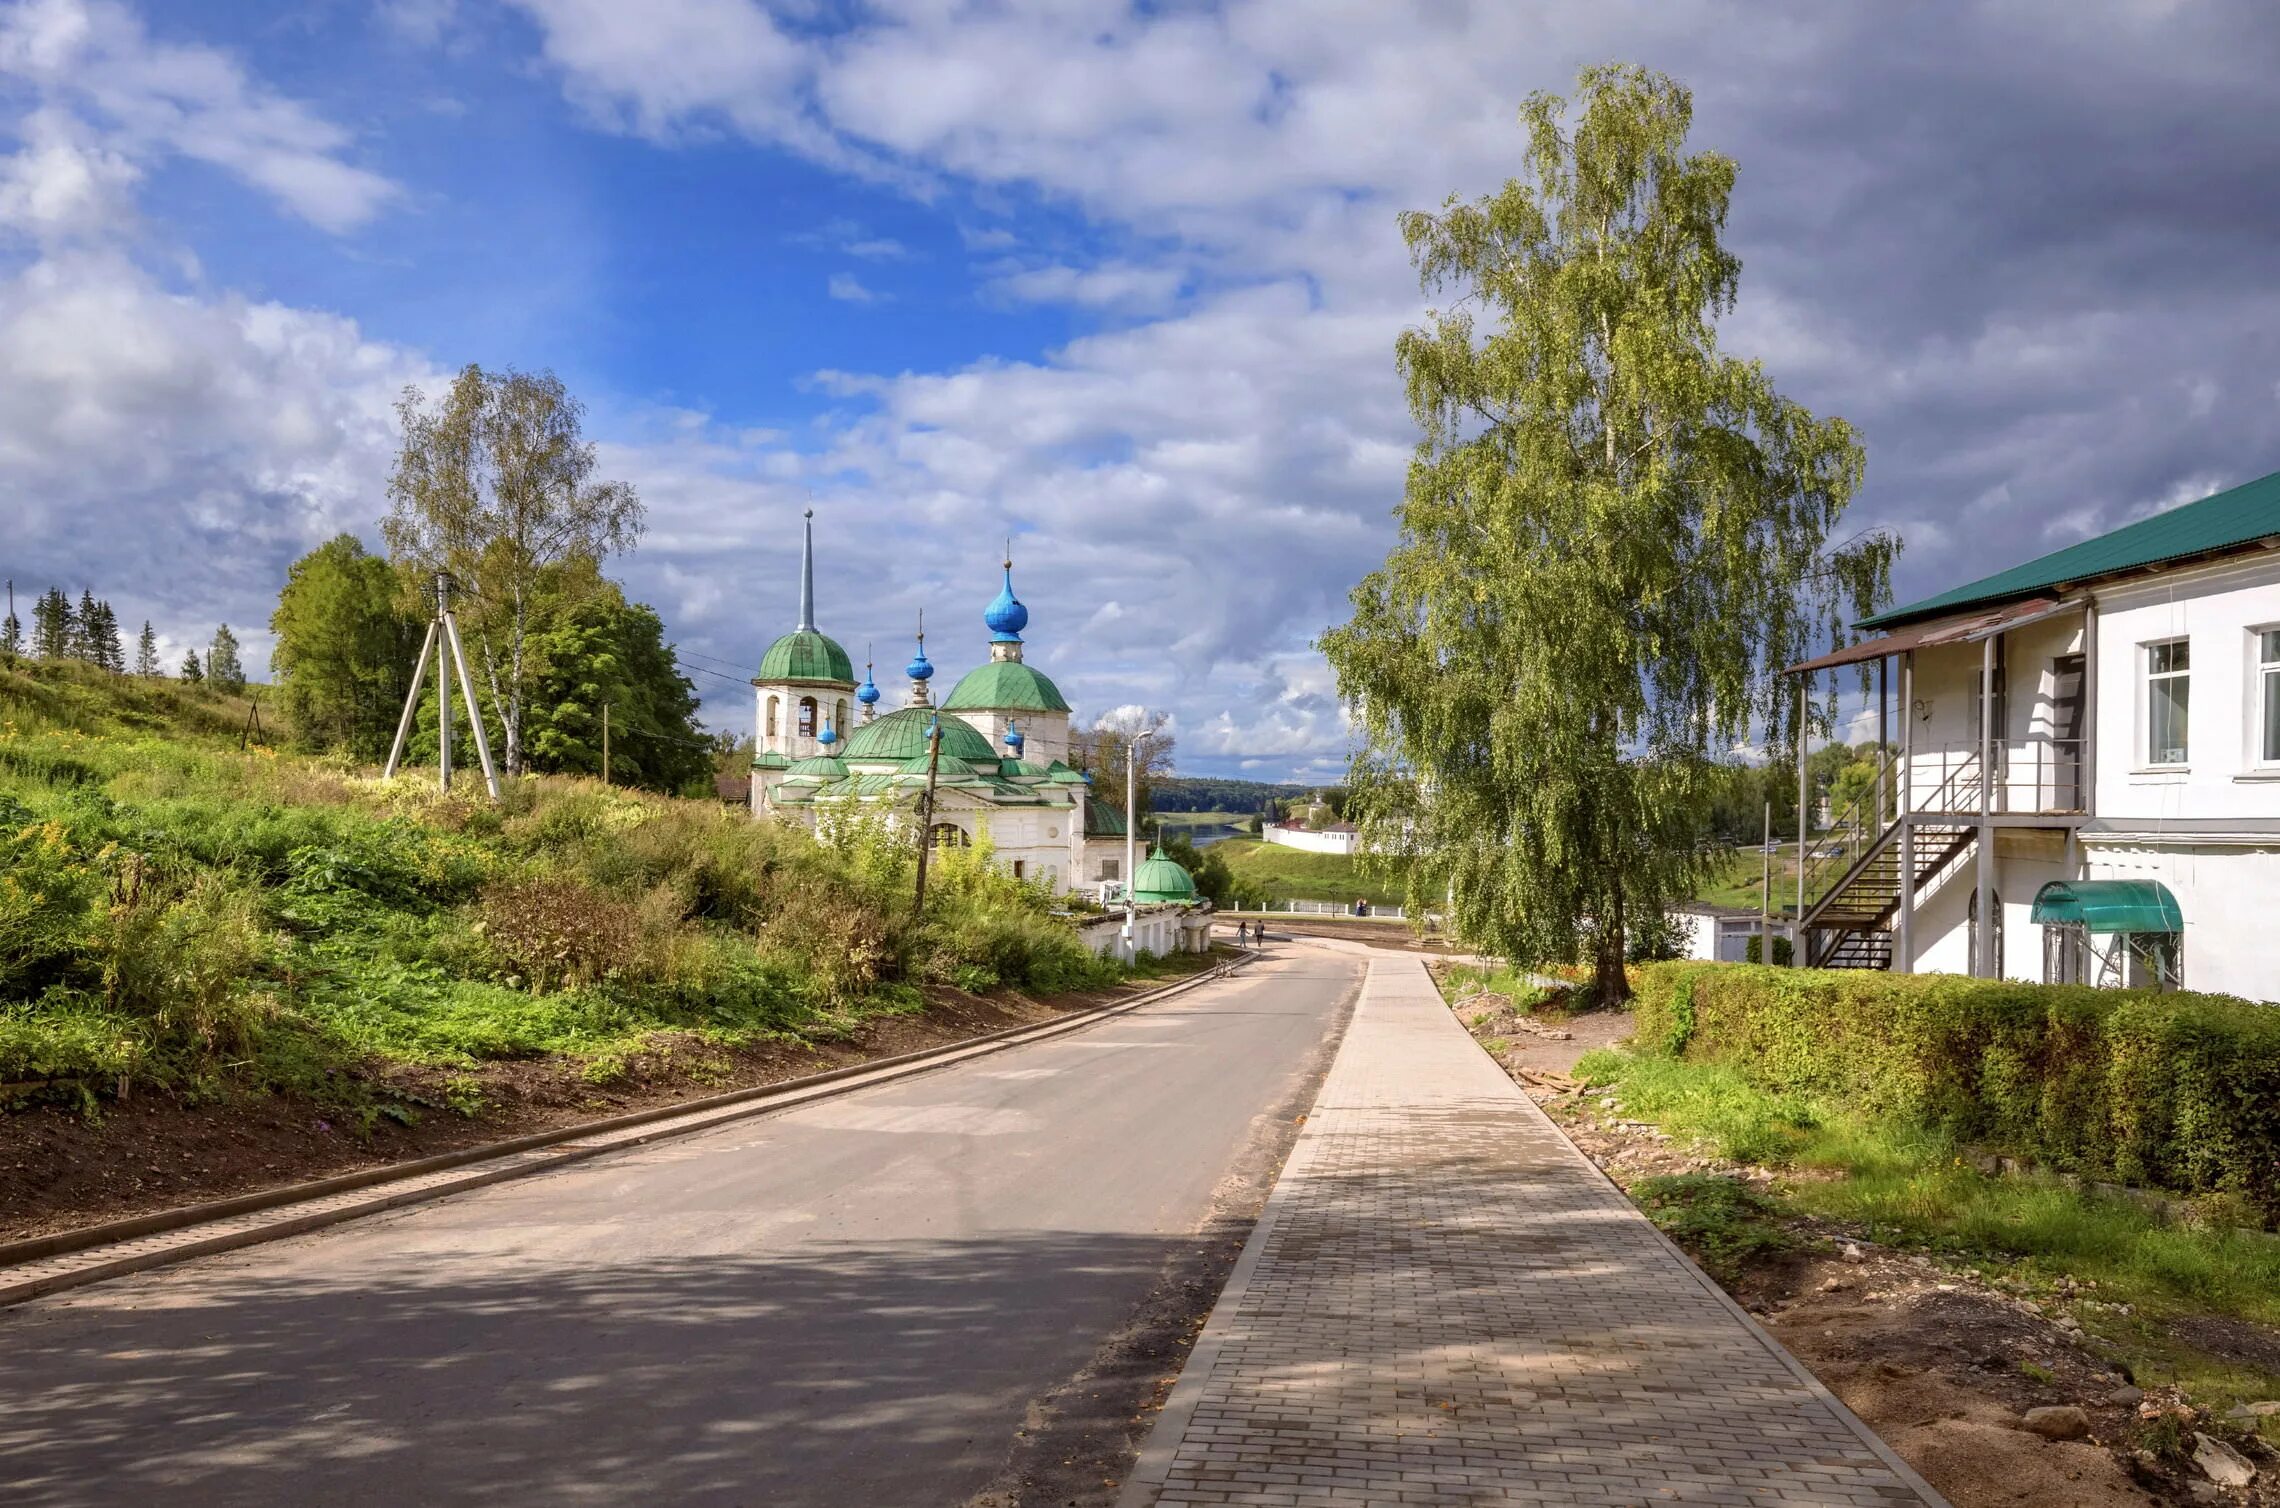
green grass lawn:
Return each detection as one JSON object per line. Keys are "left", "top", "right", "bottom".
{"left": 1573, "top": 1045, "right": 2280, "bottom": 1409}
{"left": 0, "top": 657, "right": 1140, "bottom": 1121}
{"left": 1694, "top": 844, "right": 1801, "bottom": 911}
{"left": 1212, "top": 837, "right": 1408, "bottom": 906}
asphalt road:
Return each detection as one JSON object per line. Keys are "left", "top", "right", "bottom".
{"left": 0, "top": 947, "right": 1362, "bottom": 1507}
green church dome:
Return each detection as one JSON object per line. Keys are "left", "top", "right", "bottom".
{"left": 942, "top": 660, "right": 1070, "bottom": 714}
{"left": 1132, "top": 845, "right": 1197, "bottom": 903}
{"left": 841, "top": 705, "right": 998, "bottom": 764}
{"left": 758, "top": 629, "right": 855, "bottom": 685}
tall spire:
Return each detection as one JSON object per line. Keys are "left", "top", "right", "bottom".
{"left": 796, "top": 507, "right": 816, "bottom": 632}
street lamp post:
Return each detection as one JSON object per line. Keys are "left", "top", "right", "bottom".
{"left": 1121, "top": 729, "right": 1152, "bottom": 962}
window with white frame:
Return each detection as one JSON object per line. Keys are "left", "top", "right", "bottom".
{"left": 2145, "top": 638, "right": 2189, "bottom": 765}
{"left": 2258, "top": 630, "right": 2280, "bottom": 765}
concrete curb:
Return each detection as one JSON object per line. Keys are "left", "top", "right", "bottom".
{"left": 0, "top": 953, "right": 1257, "bottom": 1310}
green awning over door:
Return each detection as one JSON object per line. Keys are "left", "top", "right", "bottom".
{"left": 2030, "top": 880, "right": 2183, "bottom": 934}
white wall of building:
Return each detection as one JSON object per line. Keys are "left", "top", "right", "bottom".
{"left": 1890, "top": 551, "right": 2280, "bottom": 1000}
{"left": 1263, "top": 824, "right": 1360, "bottom": 856}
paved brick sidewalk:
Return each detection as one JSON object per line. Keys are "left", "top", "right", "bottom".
{"left": 1120, "top": 950, "right": 1945, "bottom": 1508}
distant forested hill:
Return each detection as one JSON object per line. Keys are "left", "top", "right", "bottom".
{"left": 1151, "top": 776, "right": 1310, "bottom": 813}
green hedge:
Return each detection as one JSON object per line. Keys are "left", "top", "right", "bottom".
{"left": 1630, "top": 963, "right": 2280, "bottom": 1219}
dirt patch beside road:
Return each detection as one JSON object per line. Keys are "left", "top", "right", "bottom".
{"left": 2, "top": 961, "right": 1220, "bottom": 1244}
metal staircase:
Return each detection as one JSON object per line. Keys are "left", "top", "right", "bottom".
{"left": 1795, "top": 753, "right": 1982, "bottom": 969}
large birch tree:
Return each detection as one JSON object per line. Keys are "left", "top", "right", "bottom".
{"left": 383, "top": 365, "right": 644, "bottom": 776}
{"left": 1321, "top": 65, "right": 1893, "bottom": 1001}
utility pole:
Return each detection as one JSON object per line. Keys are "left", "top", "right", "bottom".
{"left": 1796, "top": 676, "right": 1809, "bottom": 966}
{"left": 1760, "top": 800, "right": 1771, "bottom": 962}
{"left": 912, "top": 715, "right": 944, "bottom": 914}
{"left": 436, "top": 575, "right": 452, "bottom": 794}
{"left": 383, "top": 572, "right": 501, "bottom": 800}
{"left": 1121, "top": 728, "right": 1152, "bottom": 962}
{"left": 602, "top": 702, "right": 611, "bottom": 786}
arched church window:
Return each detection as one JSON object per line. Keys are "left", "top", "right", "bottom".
{"left": 836, "top": 698, "right": 850, "bottom": 734}
{"left": 798, "top": 697, "right": 818, "bottom": 738}
{"left": 766, "top": 697, "right": 779, "bottom": 739}
{"left": 929, "top": 822, "right": 968, "bottom": 848}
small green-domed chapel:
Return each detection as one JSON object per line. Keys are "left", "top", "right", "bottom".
{"left": 749, "top": 514, "right": 1132, "bottom": 895}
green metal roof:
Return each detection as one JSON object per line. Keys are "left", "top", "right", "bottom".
{"left": 1084, "top": 795, "right": 1127, "bottom": 837}
{"left": 786, "top": 754, "right": 848, "bottom": 780}
{"left": 2030, "top": 880, "right": 2183, "bottom": 935}
{"left": 940, "top": 660, "right": 1071, "bottom": 713}
{"left": 839, "top": 705, "right": 997, "bottom": 764}
{"left": 1863, "top": 469, "right": 2280, "bottom": 628}
{"left": 752, "top": 751, "right": 792, "bottom": 770}
{"left": 1133, "top": 845, "right": 1197, "bottom": 902}
{"left": 757, "top": 629, "right": 856, "bottom": 685}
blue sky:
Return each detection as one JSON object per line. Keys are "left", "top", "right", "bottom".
{"left": 3, "top": 0, "right": 2277, "bottom": 781}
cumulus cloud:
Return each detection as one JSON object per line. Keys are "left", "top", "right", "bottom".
{"left": 0, "top": 248, "right": 438, "bottom": 668}
{"left": 0, "top": 0, "right": 399, "bottom": 233}
{"left": 826, "top": 271, "right": 880, "bottom": 303}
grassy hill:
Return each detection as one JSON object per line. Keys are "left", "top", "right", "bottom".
{"left": 1212, "top": 837, "right": 1409, "bottom": 907}
{"left": 0, "top": 657, "right": 1131, "bottom": 1124}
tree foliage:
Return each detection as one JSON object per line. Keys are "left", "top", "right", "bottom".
{"left": 206, "top": 624, "right": 247, "bottom": 693}
{"left": 1069, "top": 709, "right": 1176, "bottom": 817}
{"left": 133, "top": 621, "right": 159, "bottom": 678}
{"left": 383, "top": 364, "right": 645, "bottom": 776}
{"left": 271, "top": 534, "right": 424, "bottom": 760}
{"left": 1321, "top": 65, "right": 1893, "bottom": 1001}
{"left": 520, "top": 570, "right": 709, "bottom": 795}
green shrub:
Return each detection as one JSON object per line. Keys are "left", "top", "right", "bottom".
{"left": 1630, "top": 962, "right": 2280, "bottom": 1218}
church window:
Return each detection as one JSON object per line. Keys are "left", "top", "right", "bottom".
{"left": 930, "top": 822, "right": 968, "bottom": 848}
{"left": 766, "top": 697, "right": 779, "bottom": 739}
{"left": 1012, "top": 860, "right": 1026, "bottom": 880}
{"left": 836, "top": 698, "right": 850, "bottom": 733}
{"left": 1097, "top": 858, "right": 1120, "bottom": 881}
{"left": 798, "top": 697, "right": 818, "bottom": 738}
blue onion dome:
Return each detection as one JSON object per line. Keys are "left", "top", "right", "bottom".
{"left": 817, "top": 718, "right": 839, "bottom": 747}
{"left": 856, "top": 660, "right": 880, "bottom": 706}
{"left": 1004, "top": 721, "right": 1025, "bottom": 753}
{"left": 985, "top": 561, "right": 1029, "bottom": 642}
{"left": 906, "top": 634, "right": 934, "bottom": 682}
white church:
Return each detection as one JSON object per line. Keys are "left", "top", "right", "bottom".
{"left": 748, "top": 513, "right": 1135, "bottom": 894}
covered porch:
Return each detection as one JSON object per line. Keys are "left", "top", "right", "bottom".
{"left": 1781, "top": 595, "right": 2094, "bottom": 975}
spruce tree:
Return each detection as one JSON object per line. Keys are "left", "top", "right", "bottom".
{"left": 180, "top": 648, "right": 204, "bottom": 683}
{"left": 1, "top": 583, "right": 20, "bottom": 659}
{"left": 86, "top": 599, "right": 123, "bottom": 672}
{"left": 207, "top": 624, "right": 247, "bottom": 692}
{"left": 73, "top": 589, "right": 101, "bottom": 662}
{"left": 134, "top": 621, "right": 159, "bottom": 677}
{"left": 32, "top": 587, "right": 72, "bottom": 658}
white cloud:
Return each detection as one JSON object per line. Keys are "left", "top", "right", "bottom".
{"left": 0, "top": 0, "right": 399, "bottom": 233}
{"left": 0, "top": 247, "right": 439, "bottom": 670}
{"left": 988, "top": 259, "right": 1184, "bottom": 313}
{"left": 0, "top": 106, "right": 139, "bottom": 240}
{"left": 826, "top": 271, "right": 881, "bottom": 303}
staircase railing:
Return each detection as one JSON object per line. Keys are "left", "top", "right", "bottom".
{"left": 1796, "top": 748, "right": 1901, "bottom": 916}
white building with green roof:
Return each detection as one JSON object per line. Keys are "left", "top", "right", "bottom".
{"left": 748, "top": 521, "right": 1132, "bottom": 895}
{"left": 1784, "top": 467, "right": 2280, "bottom": 1001}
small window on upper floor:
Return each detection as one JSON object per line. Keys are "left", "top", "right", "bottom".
{"left": 2145, "top": 638, "right": 2190, "bottom": 766}
{"left": 2257, "top": 630, "right": 2280, "bottom": 766}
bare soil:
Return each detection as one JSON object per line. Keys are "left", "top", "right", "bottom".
{"left": 1438, "top": 984, "right": 2280, "bottom": 1508}
{"left": 0, "top": 960, "right": 1219, "bottom": 1244}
